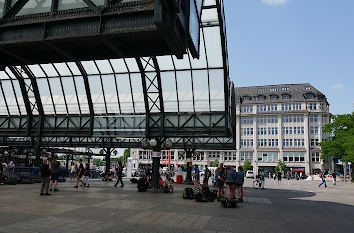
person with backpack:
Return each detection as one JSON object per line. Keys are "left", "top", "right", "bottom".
{"left": 287, "top": 171, "right": 291, "bottom": 185}
{"left": 193, "top": 165, "right": 200, "bottom": 188}
{"left": 234, "top": 166, "right": 244, "bottom": 202}
{"left": 113, "top": 162, "right": 124, "bottom": 187}
{"left": 319, "top": 170, "right": 327, "bottom": 188}
{"left": 39, "top": 158, "right": 51, "bottom": 196}
{"left": 277, "top": 170, "right": 282, "bottom": 184}
{"left": 203, "top": 165, "right": 211, "bottom": 187}
{"left": 259, "top": 170, "right": 265, "bottom": 189}
{"left": 83, "top": 162, "right": 90, "bottom": 188}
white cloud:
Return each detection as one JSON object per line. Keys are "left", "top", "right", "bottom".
{"left": 332, "top": 83, "right": 344, "bottom": 89}
{"left": 262, "top": 0, "right": 288, "bottom": 5}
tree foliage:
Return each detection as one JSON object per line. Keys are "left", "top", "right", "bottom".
{"left": 275, "top": 160, "right": 287, "bottom": 173}
{"left": 93, "top": 158, "right": 102, "bottom": 167}
{"left": 320, "top": 113, "right": 354, "bottom": 163}
{"left": 242, "top": 159, "right": 253, "bottom": 171}
{"left": 117, "top": 148, "right": 130, "bottom": 165}
{"left": 212, "top": 159, "right": 219, "bottom": 167}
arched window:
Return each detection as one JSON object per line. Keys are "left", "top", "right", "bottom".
{"left": 243, "top": 96, "right": 251, "bottom": 102}
{"left": 257, "top": 95, "right": 266, "bottom": 101}
{"left": 270, "top": 94, "right": 278, "bottom": 100}
{"left": 282, "top": 93, "right": 290, "bottom": 100}
{"left": 305, "top": 93, "right": 314, "bottom": 99}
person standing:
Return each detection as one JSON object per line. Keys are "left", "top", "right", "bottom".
{"left": 215, "top": 163, "right": 225, "bottom": 200}
{"left": 70, "top": 162, "right": 77, "bottom": 181}
{"left": 235, "top": 166, "right": 244, "bottom": 202}
{"left": 83, "top": 162, "right": 90, "bottom": 188}
{"left": 203, "top": 165, "right": 211, "bottom": 187}
{"left": 259, "top": 170, "right": 265, "bottom": 189}
{"left": 74, "top": 159, "right": 85, "bottom": 188}
{"left": 277, "top": 170, "right": 282, "bottom": 184}
{"left": 49, "top": 155, "right": 60, "bottom": 192}
{"left": 287, "top": 171, "right": 291, "bottom": 185}
{"left": 225, "top": 166, "right": 235, "bottom": 198}
{"left": 318, "top": 170, "right": 327, "bottom": 188}
{"left": 114, "top": 162, "right": 124, "bottom": 187}
{"left": 193, "top": 165, "right": 200, "bottom": 188}
{"left": 332, "top": 170, "right": 337, "bottom": 186}
{"left": 40, "top": 158, "right": 51, "bottom": 196}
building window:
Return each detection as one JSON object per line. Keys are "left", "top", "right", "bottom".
{"left": 241, "top": 105, "right": 253, "bottom": 113}
{"left": 282, "top": 94, "right": 290, "bottom": 100}
{"left": 281, "top": 86, "right": 289, "bottom": 91}
{"left": 312, "top": 152, "right": 320, "bottom": 162}
{"left": 241, "top": 152, "right": 253, "bottom": 161}
{"left": 309, "top": 103, "right": 317, "bottom": 110}
{"left": 283, "top": 152, "right": 305, "bottom": 162}
{"left": 305, "top": 93, "right": 314, "bottom": 99}
{"left": 241, "top": 117, "right": 253, "bottom": 124}
{"left": 257, "top": 95, "right": 266, "bottom": 101}
{"left": 305, "top": 86, "right": 311, "bottom": 90}
{"left": 309, "top": 115, "right": 318, "bottom": 122}
{"left": 270, "top": 87, "right": 277, "bottom": 92}
{"left": 243, "top": 96, "right": 251, "bottom": 102}
{"left": 270, "top": 94, "right": 278, "bottom": 100}
{"left": 258, "top": 88, "right": 265, "bottom": 93}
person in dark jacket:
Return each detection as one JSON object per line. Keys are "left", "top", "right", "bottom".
{"left": 235, "top": 166, "right": 244, "bottom": 202}
{"left": 114, "top": 162, "right": 124, "bottom": 187}
{"left": 40, "top": 158, "right": 51, "bottom": 196}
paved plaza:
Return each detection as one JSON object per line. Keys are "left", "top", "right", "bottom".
{"left": 0, "top": 178, "right": 354, "bottom": 233}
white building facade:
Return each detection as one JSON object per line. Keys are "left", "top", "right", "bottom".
{"left": 130, "top": 84, "right": 331, "bottom": 175}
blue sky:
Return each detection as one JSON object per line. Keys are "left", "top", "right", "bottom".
{"left": 223, "top": 0, "right": 354, "bottom": 114}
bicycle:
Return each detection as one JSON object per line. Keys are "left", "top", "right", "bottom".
{"left": 253, "top": 179, "right": 262, "bottom": 189}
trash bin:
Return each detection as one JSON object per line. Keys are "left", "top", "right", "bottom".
{"left": 176, "top": 175, "right": 183, "bottom": 184}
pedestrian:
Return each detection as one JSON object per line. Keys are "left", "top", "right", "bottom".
{"left": 203, "top": 165, "right": 211, "bottom": 187}
{"left": 39, "top": 158, "right": 51, "bottom": 196}
{"left": 83, "top": 162, "right": 90, "bottom": 188}
{"left": 113, "top": 162, "right": 124, "bottom": 187}
{"left": 49, "top": 155, "right": 60, "bottom": 192}
{"left": 70, "top": 162, "right": 76, "bottom": 181}
{"left": 287, "top": 171, "right": 291, "bottom": 185}
{"left": 225, "top": 166, "right": 235, "bottom": 198}
{"left": 234, "top": 166, "right": 244, "bottom": 202}
{"left": 277, "top": 170, "right": 282, "bottom": 184}
{"left": 332, "top": 170, "right": 337, "bottom": 186}
{"left": 318, "top": 170, "right": 327, "bottom": 188}
{"left": 193, "top": 165, "right": 200, "bottom": 188}
{"left": 74, "top": 159, "right": 85, "bottom": 188}
{"left": 259, "top": 170, "right": 265, "bottom": 189}
{"left": 215, "top": 163, "right": 225, "bottom": 200}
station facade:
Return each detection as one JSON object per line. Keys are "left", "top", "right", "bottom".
{"left": 130, "top": 83, "right": 331, "bottom": 175}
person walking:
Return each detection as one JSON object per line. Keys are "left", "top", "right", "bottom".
{"left": 318, "top": 170, "right": 327, "bottom": 188}
{"left": 287, "top": 171, "right": 291, "bottom": 185}
{"left": 193, "top": 165, "right": 200, "bottom": 188}
{"left": 49, "top": 155, "right": 60, "bottom": 192}
{"left": 332, "top": 170, "right": 337, "bottom": 186}
{"left": 113, "top": 162, "right": 124, "bottom": 187}
{"left": 39, "top": 158, "right": 51, "bottom": 196}
{"left": 259, "top": 170, "right": 265, "bottom": 189}
{"left": 203, "top": 165, "right": 211, "bottom": 187}
{"left": 74, "top": 159, "right": 85, "bottom": 188}
{"left": 83, "top": 162, "right": 90, "bottom": 188}
{"left": 70, "top": 162, "right": 77, "bottom": 181}
{"left": 235, "top": 166, "right": 244, "bottom": 202}
{"left": 277, "top": 170, "right": 282, "bottom": 184}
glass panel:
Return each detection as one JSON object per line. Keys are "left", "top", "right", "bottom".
{"left": 192, "top": 70, "right": 209, "bottom": 111}
{"left": 58, "top": 0, "right": 89, "bottom": 11}
{"left": 176, "top": 71, "right": 193, "bottom": 112}
{"left": 53, "top": 63, "right": 72, "bottom": 76}
{"left": 203, "top": 0, "right": 216, "bottom": 7}
{"left": 67, "top": 62, "right": 81, "bottom": 75}
{"left": 0, "top": 70, "right": 10, "bottom": 80}
{"left": 201, "top": 8, "right": 218, "bottom": 23}
{"left": 49, "top": 78, "right": 67, "bottom": 114}
{"left": 209, "top": 69, "right": 224, "bottom": 111}
{"left": 2, "top": 81, "right": 19, "bottom": 115}
{"left": 125, "top": 58, "right": 139, "bottom": 72}
{"left": 101, "top": 74, "right": 119, "bottom": 113}
{"left": 91, "top": 0, "right": 104, "bottom": 6}
{"left": 0, "top": 0, "right": 4, "bottom": 19}
{"left": 12, "top": 80, "right": 26, "bottom": 115}
{"left": 61, "top": 77, "right": 80, "bottom": 114}
{"left": 204, "top": 27, "right": 223, "bottom": 67}
{"left": 88, "top": 75, "right": 106, "bottom": 114}
{"left": 95, "top": 60, "right": 114, "bottom": 74}
{"left": 37, "top": 78, "right": 55, "bottom": 114}
{"left": 41, "top": 64, "right": 58, "bottom": 77}
{"left": 172, "top": 55, "right": 190, "bottom": 70}
{"left": 0, "top": 84, "right": 7, "bottom": 115}
{"left": 110, "top": 59, "right": 128, "bottom": 73}
{"left": 156, "top": 56, "right": 174, "bottom": 71}
{"left": 116, "top": 73, "right": 134, "bottom": 113}
{"left": 82, "top": 61, "right": 99, "bottom": 75}
{"left": 130, "top": 73, "right": 145, "bottom": 113}
{"left": 17, "top": 0, "right": 52, "bottom": 16}
{"left": 161, "top": 71, "right": 178, "bottom": 112}
{"left": 189, "top": 31, "right": 207, "bottom": 69}
{"left": 189, "top": 0, "right": 200, "bottom": 54}
{"left": 28, "top": 65, "right": 46, "bottom": 77}
{"left": 74, "top": 76, "right": 90, "bottom": 114}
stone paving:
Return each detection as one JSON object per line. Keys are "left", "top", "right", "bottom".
{"left": 0, "top": 178, "right": 354, "bottom": 233}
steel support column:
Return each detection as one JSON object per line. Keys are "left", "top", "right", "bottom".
{"left": 105, "top": 148, "right": 111, "bottom": 175}
{"left": 76, "top": 62, "right": 95, "bottom": 135}
{"left": 185, "top": 149, "right": 195, "bottom": 184}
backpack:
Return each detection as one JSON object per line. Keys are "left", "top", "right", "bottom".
{"left": 201, "top": 186, "right": 215, "bottom": 202}
{"left": 220, "top": 198, "right": 237, "bottom": 208}
{"left": 195, "top": 190, "right": 208, "bottom": 202}
{"left": 183, "top": 187, "right": 194, "bottom": 199}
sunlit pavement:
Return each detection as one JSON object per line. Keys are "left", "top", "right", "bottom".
{"left": 0, "top": 178, "right": 353, "bottom": 233}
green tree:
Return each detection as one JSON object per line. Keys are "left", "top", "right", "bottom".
{"left": 242, "top": 159, "right": 253, "bottom": 171}
{"left": 212, "top": 159, "right": 219, "bottom": 167}
{"left": 93, "top": 158, "right": 102, "bottom": 167}
{"left": 320, "top": 113, "right": 354, "bottom": 181}
{"left": 117, "top": 148, "right": 130, "bottom": 165}
{"left": 275, "top": 160, "right": 287, "bottom": 173}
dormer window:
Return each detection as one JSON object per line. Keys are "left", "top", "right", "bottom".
{"left": 257, "top": 95, "right": 266, "bottom": 101}
{"left": 305, "top": 86, "right": 311, "bottom": 91}
{"left": 270, "top": 87, "right": 277, "bottom": 92}
{"left": 258, "top": 88, "right": 265, "bottom": 93}
{"left": 281, "top": 86, "right": 289, "bottom": 91}
{"left": 243, "top": 96, "right": 251, "bottom": 102}
{"left": 282, "top": 94, "right": 290, "bottom": 100}
{"left": 270, "top": 94, "right": 278, "bottom": 100}
{"left": 305, "top": 93, "right": 314, "bottom": 99}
